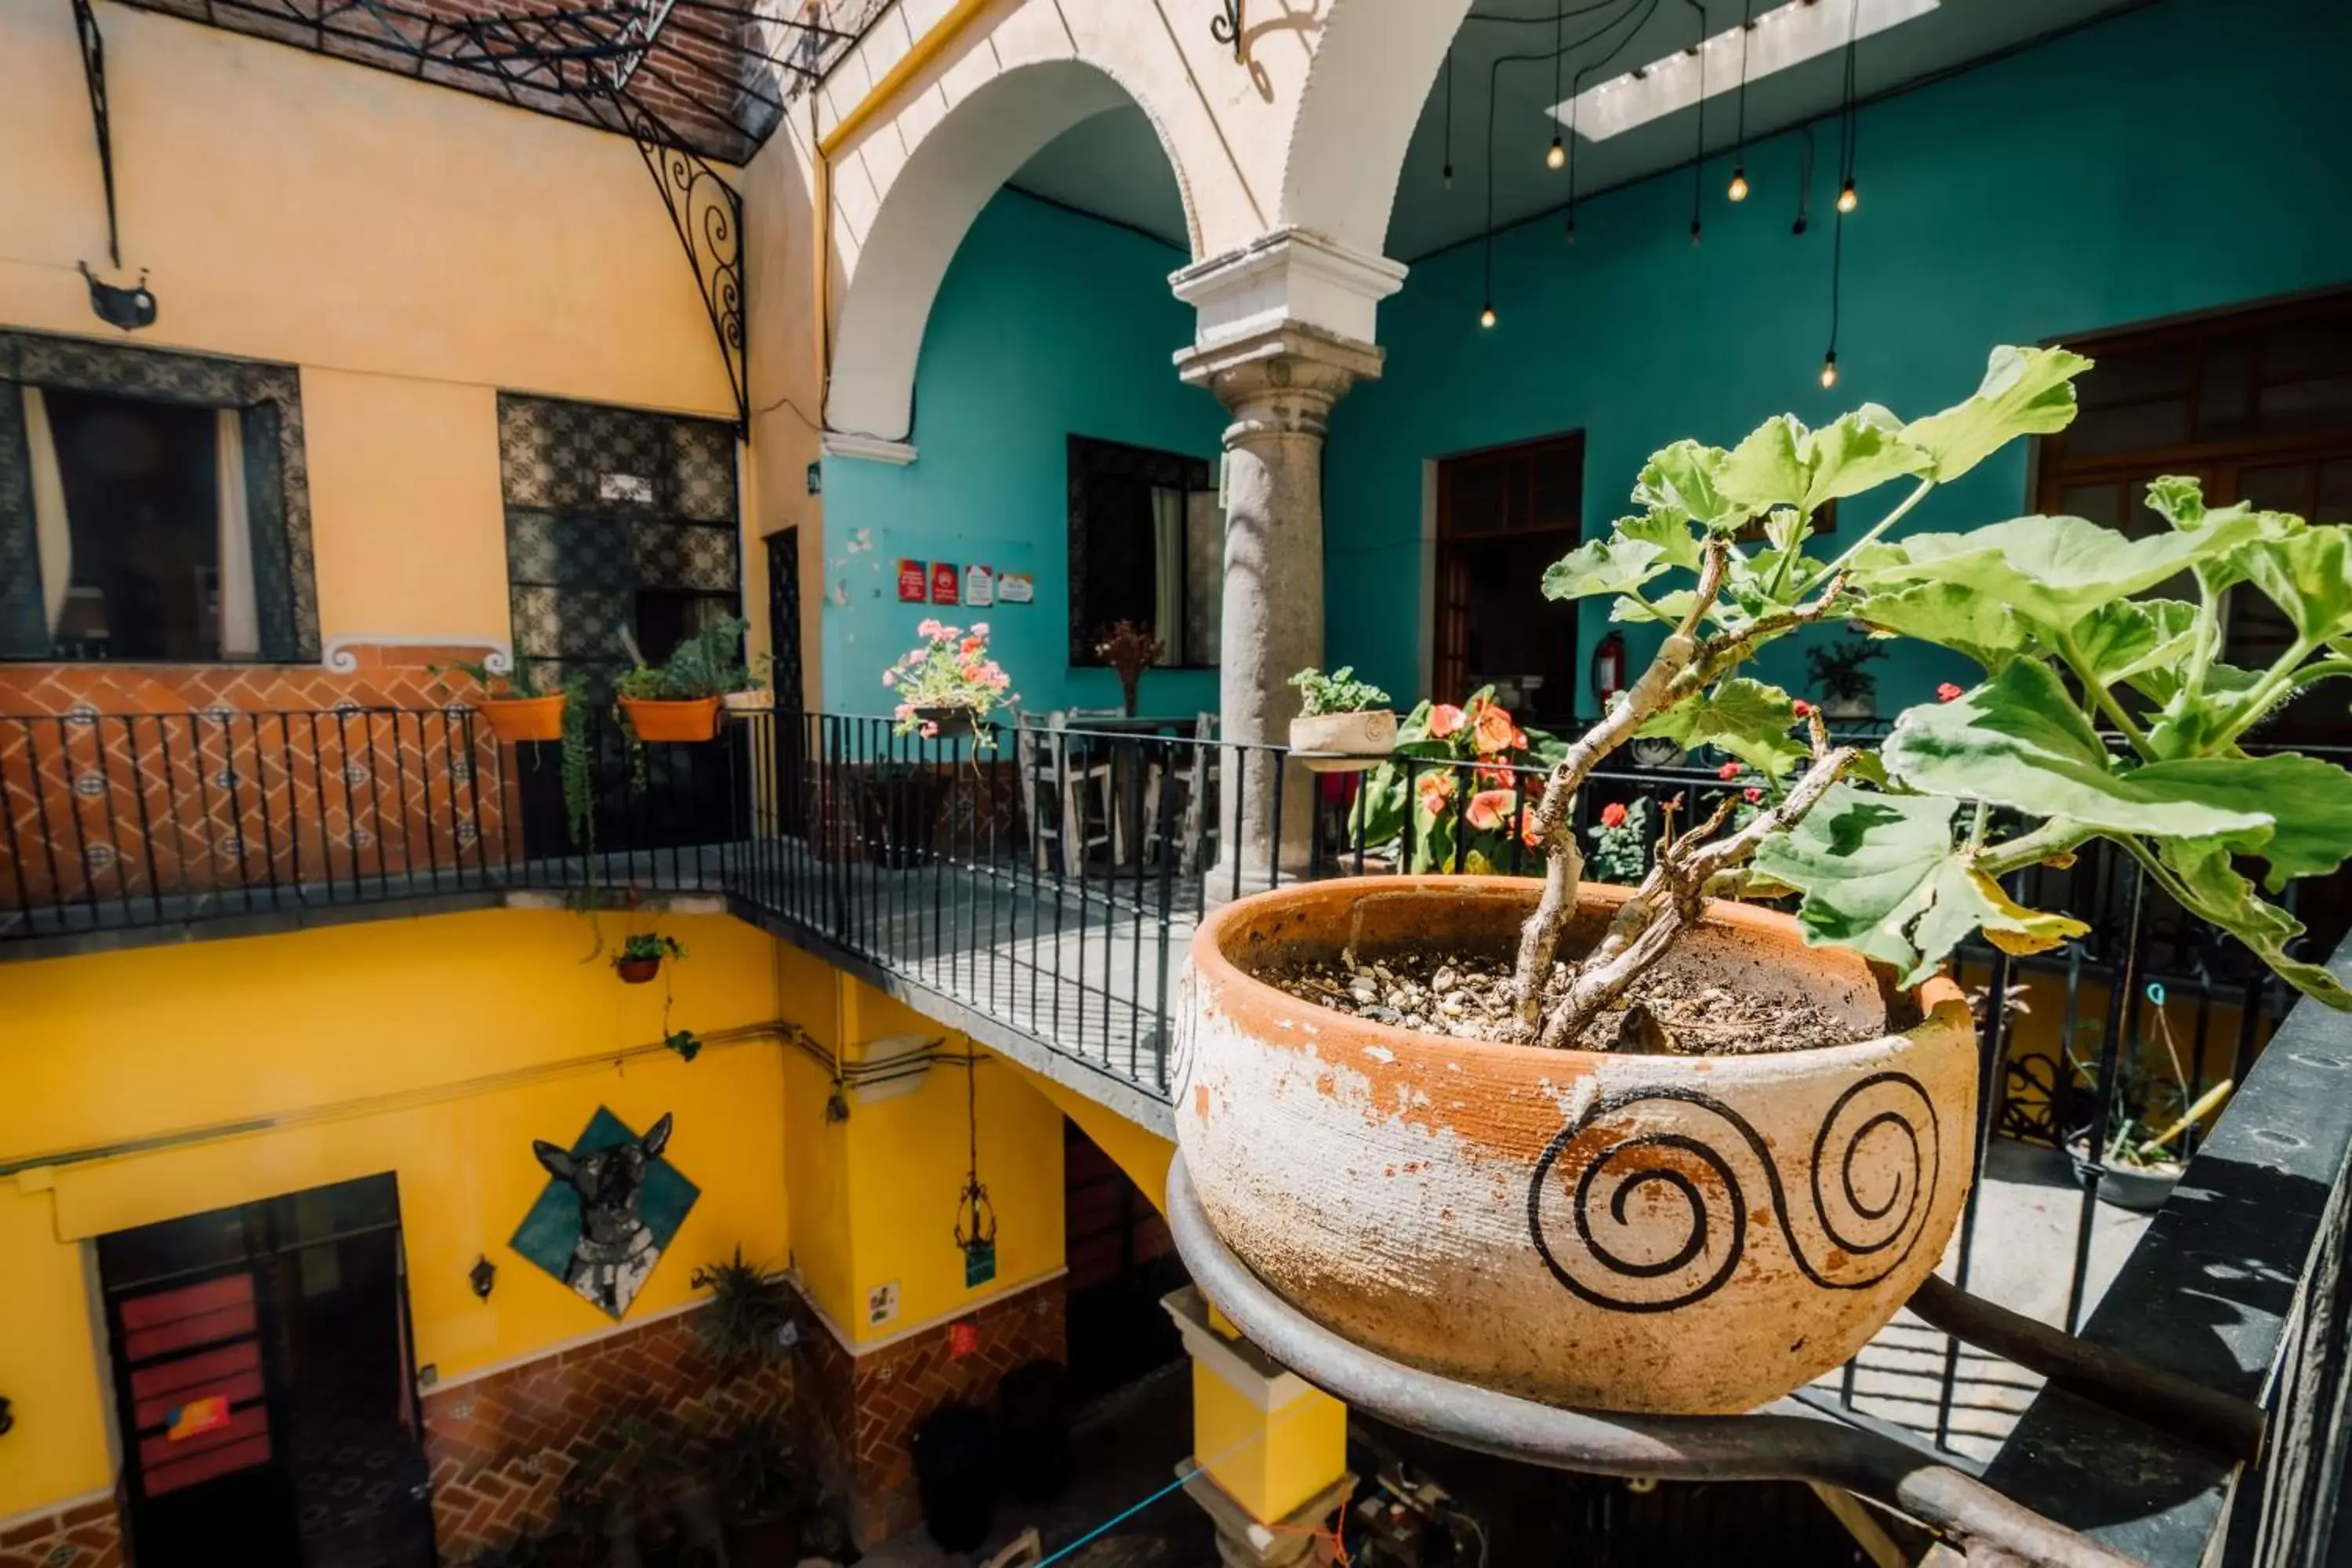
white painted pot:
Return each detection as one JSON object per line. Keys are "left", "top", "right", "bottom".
{"left": 1289, "top": 709, "right": 1397, "bottom": 773}
{"left": 723, "top": 688, "right": 774, "bottom": 713}
{"left": 1176, "top": 876, "right": 1975, "bottom": 1414}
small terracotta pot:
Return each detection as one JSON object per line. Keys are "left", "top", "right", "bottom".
{"left": 1289, "top": 709, "right": 1397, "bottom": 773}
{"left": 478, "top": 693, "right": 567, "bottom": 744}
{"left": 615, "top": 955, "right": 662, "bottom": 985}
{"left": 1177, "top": 875, "right": 1975, "bottom": 1415}
{"left": 622, "top": 695, "right": 722, "bottom": 742}
{"left": 913, "top": 706, "right": 978, "bottom": 739}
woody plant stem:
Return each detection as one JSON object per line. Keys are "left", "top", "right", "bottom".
{"left": 1508, "top": 539, "right": 1853, "bottom": 1046}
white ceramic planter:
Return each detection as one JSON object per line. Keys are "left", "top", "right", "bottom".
{"left": 1289, "top": 709, "right": 1397, "bottom": 773}
{"left": 1176, "top": 875, "right": 1976, "bottom": 1414}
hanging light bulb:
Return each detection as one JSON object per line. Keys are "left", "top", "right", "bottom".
{"left": 1690, "top": 219, "right": 1703, "bottom": 246}
{"left": 1546, "top": 135, "right": 1566, "bottom": 171}
{"left": 1564, "top": 212, "right": 1577, "bottom": 245}
{"left": 1480, "top": 303, "right": 1497, "bottom": 329}
{"left": 1837, "top": 178, "right": 1858, "bottom": 214}
{"left": 1443, "top": 162, "right": 1454, "bottom": 190}
{"left": 1727, "top": 165, "right": 1749, "bottom": 202}
{"left": 1820, "top": 349, "right": 1839, "bottom": 389}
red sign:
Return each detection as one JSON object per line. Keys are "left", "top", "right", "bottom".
{"left": 948, "top": 1320, "right": 979, "bottom": 1359}
{"left": 896, "top": 560, "right": 927, "bottom": 602}
{"left": 930, "top": 562, "right": 960, "bottom": 606}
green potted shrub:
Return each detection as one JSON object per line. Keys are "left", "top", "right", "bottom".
{"left": 612, "top": 932, "right": 684, "bottom": 985}
{"left": 616, "top": 615, "right": 746, "bottom": 744}
{"left": 690, "top": 1247, "right": 796, "bottom": 1371}
{"left": 1178, "top": 345, "right": 2352, "bottom": 1416}
{"left": 1287, "top": 666, "right": 1396, "bottom": 771}
{"left": 707, "top": 1413, "right": 807, "bottom": 1562}
{"left": 1803, "top": 635, "right": 1888, "bottom": 721}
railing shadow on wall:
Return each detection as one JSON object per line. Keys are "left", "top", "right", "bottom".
{"left": 5, "top": 705, "right": 2350, "bottom": 1559}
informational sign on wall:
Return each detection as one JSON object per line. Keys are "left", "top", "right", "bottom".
{"left": 897, "top": 560, "right": 927, "bottom": 602}
{"left": 931, "top": 561, "right": 960, "bottom": 605}
{"left": 964, "top": 1237, "right": 996, "bottom": 1289}
{"left": 964, "top": 564, "right": 995, "bottom": 607}
{"left": 997, "top": 572, "right": 1035, "bottom": 604}
{"left": 868, "top": 1279, "right": 900, "bottom": 1327}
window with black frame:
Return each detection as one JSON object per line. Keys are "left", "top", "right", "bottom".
{"left": 1065, "top": 434, "right": 1219, "bottom": 669}
{"left": 0, "top": 331, "right": 316, "bottom": 662}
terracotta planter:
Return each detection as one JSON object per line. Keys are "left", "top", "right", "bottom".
{"left": 621, "top": 695, "right": 721, "bottom": 742}
{"left": 1177, "top": 875, "right": 1975, "bottom": 1415}
{"left": 1289, "top": 709, "right": 1397, "bottom": 773}
{"left": 477, "top": 693, "right": 567, "bottom": 744}
{"left": 614, "top": 955, "right": 662, "bottom": 985}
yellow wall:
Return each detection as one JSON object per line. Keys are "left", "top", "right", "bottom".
{"left": 0, "top": 0, "right": 737, "bottom": 649}
{"left": 0, "top": 909, "right": 789, "bottom": 1518}
{"left": 767, "top": 948, "right": 1067, "bottom": 1346}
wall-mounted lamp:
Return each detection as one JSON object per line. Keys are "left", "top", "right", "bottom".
{"left": 470, "top": 1255, "right": 498, "bottom": 1301}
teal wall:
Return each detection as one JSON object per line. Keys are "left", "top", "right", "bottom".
{"left": 819, "top": 190, "right": 1225, "bottom": 716}
{"left": 1326, "top": 0, "right": 2352, "bottom": 719}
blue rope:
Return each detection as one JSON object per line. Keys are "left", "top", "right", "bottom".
{"left": 1031, "top": 1464, "right": 1203, "bottom": 1566}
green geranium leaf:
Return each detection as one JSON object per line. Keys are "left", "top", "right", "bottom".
{"left": 1717, "top": 408, "right": 1926, "bottom": 519}
{"left": 1543, "top": 535, "right": 1668, "bottom": 601}
{"left": 1639, "top": 677, "right": 1810, "bottom": 779}
{"left": 1850, "top": 512, "right": 2263, "bottom": 628}
{"left": 1718, "top": 417, "right": 1808, "bottom": 517}
{"left": 1633, "top": 441, "right": 1747, "bottom": 530}
{"left": 1619, "top": 506, "right": 1706, "bottom": 572}
{"left": 2238, "top": 524, "right": 2352, "bottom": 644}
{"left": 1885, "top": 659, "right": 2281, "bottom": 842}
{"left": 2146, "top": 474, "right": 2208, "bottom": 531}
{"left": 2071, "top": 599, "right": 2201, "bottom": 689}
{"left": 2160, "top": 840, "right": 2351, "bottom": 1010}
{"left": 1750, "top": 786, "right": 2087, "bottom": 986}
{"left": 1857, "top": 583, "right": 2027, "bottom": 673}
{"left": 1900, "top": 345, "right": 2092, "bottom": 481}
{"left": 2126, "top": 752, "right": 2352, "bottom": 889}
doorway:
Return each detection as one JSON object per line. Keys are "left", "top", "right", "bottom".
{"left": 1061, "top": 1120, "right": 1187, "bottom": 1407}
{"left": 97, "top": 1174, "right": 433, "bottom": 1568}
{"left": 765, "top": 527, "right": 808, "bottom": 837}
{"left": 1432, "top": 432, "right": 1584, "bottom": 727}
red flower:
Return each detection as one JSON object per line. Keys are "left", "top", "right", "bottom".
{"left": 1416, "top": 771, "right": 1457, "bottom": 816}
{"left": 1791, "top": 699, "right": 1813, "bottom": 718}
{"left": 1937, "top": 682, "right": 1965, "bottom": 702}
{"left": 1744, "top": 786, "right": 1766, "bottom": 804}
{"left": 1599, "top": 802, "right": 1628, "bottom": 829}
{"left": 1465, "top": 789, "right": 1518, "bottom": 833}
{"left": 1468, "top": 699, "right": 1519, "bottom": 757}
{"left": 1716, "top": 762, "right": 1741, "bottom": 782}
{"left": 1427, "top": 703, "right": 1467, "bottom": 739}
{"left": 1475, "top": 764, "right": 1516, "bottom": 790}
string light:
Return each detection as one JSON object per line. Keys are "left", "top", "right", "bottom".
{"left": 1684, "top": 0, "right": 1706, "bottom": 250}
{"left": 1547, "top": 134, "right": 1566, "bottom": 169}
{"left": 1820, "top": 349, "right": 1838, "bottom": 389}
{"left": 1727, "top": 0, "right": 1753, "bottom": 203}
{"left": 1547, "top": 1, "right": 1566, "bottom": 169}
{"left": 1442, "top": 46, "right": 1454, "bottom": 188}
{"left": 1835, "top": 0, "right": 1863, "bottom": 216}
{"left": 1480, "top": 303, "right": 1498, "bottom": 328}
{"left": 1728, "top": 166, "right": 1749, "bottom": 201}
{"left": 1837, "top": 176, "right": 1859, "bottom": 213}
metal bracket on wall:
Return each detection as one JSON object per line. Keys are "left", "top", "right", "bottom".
{"left": 1210, "top": 0, "right": 1244, "bottom": 60}
{"left": 71, "top": 0, "right": 158, "bottom": 332}
{"left": 607, "top": 92, "right": 750, "bottom": 434}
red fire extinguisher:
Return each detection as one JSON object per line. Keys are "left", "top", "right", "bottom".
{"left": 1592, "top": 630, "right": 1628, "bottom": 709}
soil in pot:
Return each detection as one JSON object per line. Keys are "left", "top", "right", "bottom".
{"left": 1264, "top": 935, "right": 1869, "bottom": 1054}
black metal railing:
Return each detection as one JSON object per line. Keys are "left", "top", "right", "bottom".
{"left": 6, "top": 702, "right": 2351, "bottom": 1559}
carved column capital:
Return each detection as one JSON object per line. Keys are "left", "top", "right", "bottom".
{"left": 1175, "top": 321, "right": 1386, "bottom": 441}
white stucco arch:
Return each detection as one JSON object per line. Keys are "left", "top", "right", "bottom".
{"left": 822, "top": 56, "right": 1203, "bottom": 450}
{"left": 1276, "top": 0, "right": 1476, "bottom": 257}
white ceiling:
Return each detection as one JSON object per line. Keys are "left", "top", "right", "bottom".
{"left": 1008, "top": 0, "right": 2142, "bottom": 262}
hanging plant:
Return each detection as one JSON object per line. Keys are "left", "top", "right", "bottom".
{"left": 612, "top": 931, "right": 685, "bottom": 985}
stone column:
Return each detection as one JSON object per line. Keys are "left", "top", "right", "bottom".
{"left": 1178, "top": 321, "right": 1383, "bottom": 891}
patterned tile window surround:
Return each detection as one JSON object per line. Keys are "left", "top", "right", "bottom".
{"left": 0, "top": 329, "right": 318, "bottom": 662}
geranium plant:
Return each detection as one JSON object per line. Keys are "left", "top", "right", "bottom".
{"left": 887, "top": 619, "right": 1015, "bottom": 745}
{"left": 1496, "top": 344, "right": 2352, "bottom": 1047}
{"left": 1353, "top": 690, "right": 1565, "bottom": 873}
{"left": 1290, "top": 666, "right": 1392, "bottom": 717}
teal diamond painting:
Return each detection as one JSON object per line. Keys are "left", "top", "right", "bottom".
{"left": 514, "top": 1108, "right": 699, "bottom": 1318}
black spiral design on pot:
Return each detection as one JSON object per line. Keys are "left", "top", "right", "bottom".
{"left": 1526, "top": 1073, "right": 1940, "bottom": 1313}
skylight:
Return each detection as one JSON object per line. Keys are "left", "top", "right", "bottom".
{"left": 1552, "top": 0, "right": 1940, "bottom": 142}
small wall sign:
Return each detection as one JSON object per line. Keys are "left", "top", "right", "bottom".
{"left": 997, "top": 572, "right": 1034, "bottom": 605}
{"left": 598, "top": 474, "right": 655, "bottom": 505}
{"left": 964, "top": 564, "right": 995, "bottom": 607}
{"left": 930, "top": 561, "right": 960, "bottom": 605}
{"left": 897, "top": 560, "right": 928, "bottom": 602}
{"left": 867, "top": 1279, "right": 900, "bottom": 1327}
{"left": 964, "top": 1236, "right": 996, "bottom": 1289}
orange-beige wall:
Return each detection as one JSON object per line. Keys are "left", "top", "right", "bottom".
{"left": 0, "top": 0, "right": 738, "bottom": 651}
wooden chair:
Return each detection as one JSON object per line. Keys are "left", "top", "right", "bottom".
{"left": 1014, "top": 710, "right": 1114, "bottom": 873}
{"left": 980, "top": 1528, "right": 1045, "bottom": 1568}
{"left": 1144, "top": 710, "right": 1218, "bottom": 875}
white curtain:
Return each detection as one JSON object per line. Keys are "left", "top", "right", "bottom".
{"left": 1150, "top": 485, "right": 1183, "bottom": 666}
{"left": 216, "top": 408, "right": 259, "bottom": 657}
{"left": 21, "top": 387, "right": 71, "bottom": 636}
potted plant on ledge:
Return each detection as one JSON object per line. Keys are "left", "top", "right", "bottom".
{"left": 1178, "top": 345, "right": 2352, "bottom": 1416}
{"left": 433, "top": 654, "right": 568, "bottom": 744}
{"left": 887, "top": 619, "right": 1014, "bottom": 745}
{"left": 1095, "top": 619, "right": 1165, "bottom": 717}
{"left": 617, "top": 615, "right": 746, "bottom": 743}
{"left": 1804, "top": 634, "right": 1887, "bottom": 722}
{"left": 1288, "top": 666, "right": 1397, "bottom": 771}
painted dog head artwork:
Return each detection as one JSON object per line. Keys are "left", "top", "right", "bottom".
{"left": 513, "top": 1109, "right": 699, "bottom": 1319}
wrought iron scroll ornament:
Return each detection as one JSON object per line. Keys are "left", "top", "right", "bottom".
{"left": 609, "top": 94, "right": 749, "bottom": 432}
{"left": 71, "top": 0, "right": 157, "bottom": 332}
{"left": 1210, "top": 0, "right": 1243, "bottom": 60}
